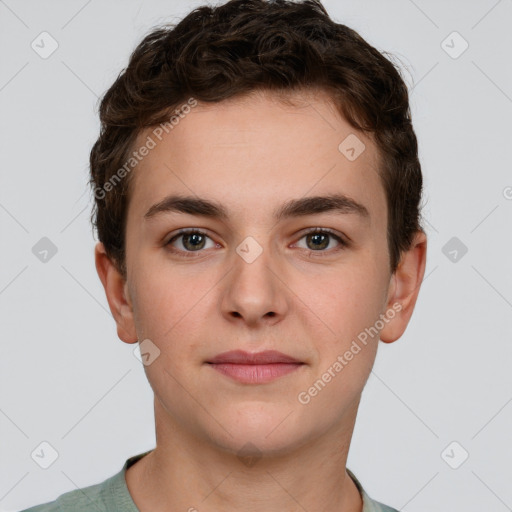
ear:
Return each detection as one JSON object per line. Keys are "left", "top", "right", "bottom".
{"left": 94, "top": 242, "right": 138, "bottom": 344}
{"left": 380, "top": 230, "right": 427, "bottom": 344}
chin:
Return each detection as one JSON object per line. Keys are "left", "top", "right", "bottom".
{"left": 200, "top": 403, "right": 320, "bottom": 459}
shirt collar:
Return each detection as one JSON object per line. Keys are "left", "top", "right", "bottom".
{"left": 106, "top": 451, "right": 388, "bottom": 512}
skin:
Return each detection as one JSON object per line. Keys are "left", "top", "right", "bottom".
{"left": 95, "top": 88, "right": 427, "bottom": 512}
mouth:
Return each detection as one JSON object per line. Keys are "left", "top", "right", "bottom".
{"left": 206, "top": 350, "right": 305, "bottom": 384}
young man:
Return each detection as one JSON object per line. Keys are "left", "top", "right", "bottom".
{"left": 21, "top": 0, "right": 426, "bottom": 511}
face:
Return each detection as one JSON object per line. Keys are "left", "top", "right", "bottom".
{"left": 97, "top": 89, "right": 426, "bottom": 457}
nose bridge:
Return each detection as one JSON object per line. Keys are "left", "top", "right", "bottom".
{"left": 221, "top": 233, "right": 287, "bottom": 324}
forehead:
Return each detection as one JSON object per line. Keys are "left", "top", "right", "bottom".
{"left": 128, "top": 89, "right": 385, "bottom": 226}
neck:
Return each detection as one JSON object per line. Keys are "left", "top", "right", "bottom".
{"left": 126, "top": 398, "right": 363, "bottom": 512}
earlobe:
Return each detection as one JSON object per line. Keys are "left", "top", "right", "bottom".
{"left": 380, "top": 230, "right": 427, "bottom": 344}
{"left": 94, "top": 242, "right": 138, "bottom": 344}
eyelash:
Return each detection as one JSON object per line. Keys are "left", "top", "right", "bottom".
{"left": 165, "top": 227, "right": 348, "bottom": 258}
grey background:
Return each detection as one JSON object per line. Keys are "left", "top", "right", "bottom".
{"left": 1, "top": 0, "right": 511, "bottom": 510}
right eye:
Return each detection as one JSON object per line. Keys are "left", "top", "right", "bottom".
{"left": 166, "top": 229, "right": 218, "bottom": 256}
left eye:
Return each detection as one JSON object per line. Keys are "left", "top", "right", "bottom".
{"left": 294, "top": 229, "right": 346, "bottom": 252}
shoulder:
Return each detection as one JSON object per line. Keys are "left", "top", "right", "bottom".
{"left": 17, "top": 475, "right": 111, "bottom": 512}
{"left": 346, "top": 468, "right": 400, "bottom": 512}
{"left": 369, "top": 500, "right": 401, "bottom": 512}
{"left": 18, "top": 450, "right": 151, "bottom": 512}
{"left": 361, "top": 493, "right": 401, "bottom": 512}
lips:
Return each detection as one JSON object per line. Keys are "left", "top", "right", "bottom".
{"left": 207, "top": 350, "right": 302, "bottom": 365}
{"left": 206, "top": 350, "right": 304, "bottom": 384}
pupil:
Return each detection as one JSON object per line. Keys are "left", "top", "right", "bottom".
{"left": 184, "top": 233, "right": 205, "bottom": 250}
{"left": 308, "top": 233, "right": 328, "bottom": 250}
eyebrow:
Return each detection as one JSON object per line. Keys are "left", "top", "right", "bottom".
{"left": 144, "top": 193, "right": 370, "bottom": 222}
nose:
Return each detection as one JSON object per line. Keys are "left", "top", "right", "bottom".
{"left": 220, "top": 240, "right": 289, "bottom": 328}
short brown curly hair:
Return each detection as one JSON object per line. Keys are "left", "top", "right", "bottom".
{"left": 89, "top": 0, "right": 424, "bottom": 279}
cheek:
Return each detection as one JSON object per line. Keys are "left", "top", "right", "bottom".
{"left": 129, "top": 261, "right": 213, "bottom": 353}
{"left": 295, "top": 269, "right": 383, "bottom": 412}
{"left": 298, "top": 261, "right": 387, "bottom": 343}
